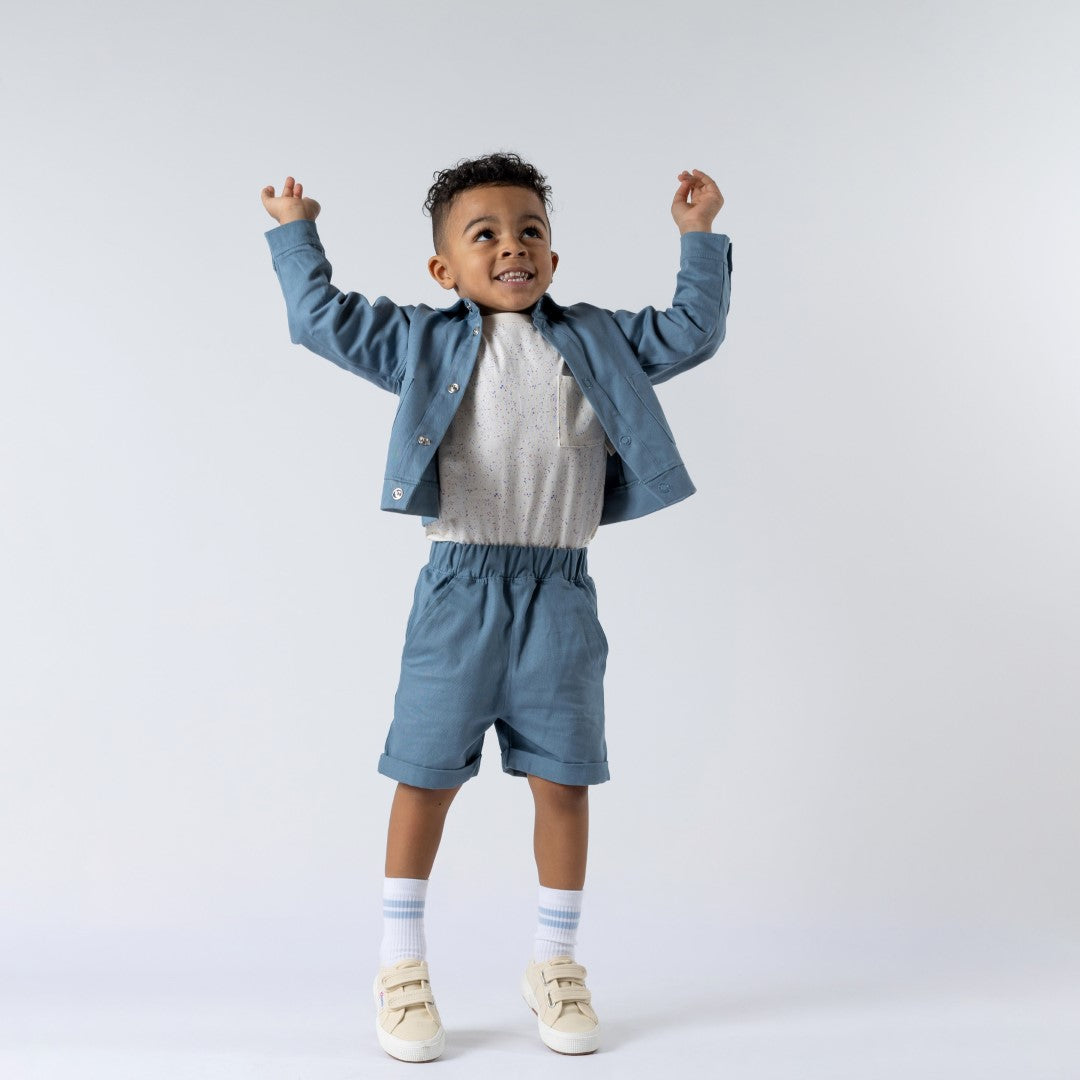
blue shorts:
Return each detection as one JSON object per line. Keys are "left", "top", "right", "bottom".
{"left": 379, "top": 541, "right": 610, "bottom": 789}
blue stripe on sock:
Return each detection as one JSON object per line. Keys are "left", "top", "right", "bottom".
{"left": 539, "top": 916, "right": 579, "bottom": 929}
{"left": 538, "top": 906, "right": 580, "bottom": 919}
{"left": 383, "top": 899, "right": 426, "bottom": 909}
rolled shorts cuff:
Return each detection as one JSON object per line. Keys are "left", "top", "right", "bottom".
{"left": 378, "top": 752, "right": 480, "bottom": 789}
{"left": 501, "top": 747, "right": 610, "bottom": 786}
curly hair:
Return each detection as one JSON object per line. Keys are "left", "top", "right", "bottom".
{"left": 424, "top": 152, "right": 553, "bottom": 252}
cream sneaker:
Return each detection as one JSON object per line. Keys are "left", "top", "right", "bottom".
{"left": 373, "top": 957, "right": 446, "bottom": 1062}
{"left": 521, "top": 955, "right": 601, "bottom": 1055}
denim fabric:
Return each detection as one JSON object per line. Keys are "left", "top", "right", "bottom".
{"left": 379, "top": 542, "right": 610, "bottom": 788}
{"left": 264, "top": 219, "right": 732, "bottom": 527}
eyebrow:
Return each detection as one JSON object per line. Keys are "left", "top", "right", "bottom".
{"left": 461, "top": 213, "right": 547, "bottom": 236}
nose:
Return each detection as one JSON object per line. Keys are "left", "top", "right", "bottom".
{"left": 501, "top": 237, "right": 526, "bottom": 257}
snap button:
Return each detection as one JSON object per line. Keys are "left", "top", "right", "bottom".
{"left": 582, "top": 378, "right": 592, "bottom": 389}
{"left": 417, "top": 435, "right": 430, "bottom": 445}
{"left": 447, "top": 383, "right": 459, "bottom": 393}
{"left": 472, "top": 327, "right": 480, "bottom": 335}
{"left": 620, "top": 435, "right": 632, "bottom": 446}
{"left": 391, "top": 487, "right": 404, "bottom": 500}
{"left": 659, "top": 482, "right": 671, "bottom": 493}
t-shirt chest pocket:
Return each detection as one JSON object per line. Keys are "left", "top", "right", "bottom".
{"left": 557, "top": 364, "right": 607, "bottom": 449}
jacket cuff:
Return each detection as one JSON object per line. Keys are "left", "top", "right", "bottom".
{"left": 680, "top": 230, "right": 733, "bottom": 271}
{"left": 264, "top": 217, "right": 323, "bottom": 257}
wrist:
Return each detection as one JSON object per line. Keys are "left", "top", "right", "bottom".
{"left": 678, "top": 225, "right": 713, "bottom": 235}
{"left": 276, "top": 210, "right": 309, "bottom": 226}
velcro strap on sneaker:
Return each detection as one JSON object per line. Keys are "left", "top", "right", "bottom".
{"left": 543, "top": 963, "right": 587, "bottom": 983}
{"left": 382, "top": 966, "right": 431, "bottom": 991}
{"left": 387, "top": 986, "right": 435, "bottom": 1008}
{"left": 548, "top": 985, "right": 592, "bottom": 1005}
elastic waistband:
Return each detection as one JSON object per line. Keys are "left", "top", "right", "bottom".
{"left": 427, "top": 541, "right": 589, "bottom": 582}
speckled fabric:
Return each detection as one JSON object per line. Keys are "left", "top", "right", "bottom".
{"left": 424, "top": 311, "right": 609, "bottom": 548}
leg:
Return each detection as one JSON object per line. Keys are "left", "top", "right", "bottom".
{"left": 527, "top": 774, "right": 589, "bottom": 889}
{"left": 385, "top": 782, "right": 461, "bottom": 878}
{"left": 523, "top": 775, "right": 600, "bottom": 1054}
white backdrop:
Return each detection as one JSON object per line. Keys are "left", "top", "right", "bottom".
{"left": 2, "top": 0, "right": 1079, "bottom": 1074}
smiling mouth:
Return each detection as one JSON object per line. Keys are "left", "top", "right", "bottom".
{"left": 496, "top": 271, "right": 534, "bottom": 282}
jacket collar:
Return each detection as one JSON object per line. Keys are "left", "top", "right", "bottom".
{"left": 443, "top": 293, "right": 565, "bottom": 327}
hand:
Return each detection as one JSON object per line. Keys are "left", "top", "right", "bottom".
{"left": 671, "top": 169, "right": 724, "bottom": 234}
{"left": 261, "top": 175, "right": 321, "bottom": 224}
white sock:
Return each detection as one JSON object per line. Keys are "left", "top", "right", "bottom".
{"left": 534, "top": 885, "right": 583, "bottom": 962}
{"left": 380, "top": 877, "right": 428, "bottom": 967}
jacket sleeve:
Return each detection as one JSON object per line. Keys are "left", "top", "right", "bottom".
{"left": 264, "top": 218, "right": 413, "bottom": 395}
{"left": 607, "top": 231, "right": 733, "bottom": 386}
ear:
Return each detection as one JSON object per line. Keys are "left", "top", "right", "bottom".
{"left": 550, "top": 250, "right": 559, "bottom": 275}
{"left": 428, "top": 253, "right": 457, "bottom": 291}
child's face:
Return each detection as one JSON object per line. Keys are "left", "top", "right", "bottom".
{"left": 427, "top": 185, "right": 558, "bottom": 314}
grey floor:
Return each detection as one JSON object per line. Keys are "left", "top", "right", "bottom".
{"left": 3, "top": 935, "right": 1077, "bottom": 1079}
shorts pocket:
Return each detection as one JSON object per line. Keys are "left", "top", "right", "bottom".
{"left": 558, "top": 367, "right": 607, "bottom": 449}
{"left": 576, "top": 576, "right": 610, "bottom": 662}
{"left": 405, "top": 568, "right": 462, "bottom": 644}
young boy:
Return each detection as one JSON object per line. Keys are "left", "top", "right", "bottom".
{"left": 260, "top": 153, "right": 731, "bottom": 1061}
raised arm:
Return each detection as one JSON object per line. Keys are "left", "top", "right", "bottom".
{"left": 608, "top": 169, "right": 733, "bottom": 386}
{"left": 261, "top": 176, "right": 413, "bottom": 395}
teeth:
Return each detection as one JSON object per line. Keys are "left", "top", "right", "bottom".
{"left": 498, "top": 271, "right": 531, "bottom": 281}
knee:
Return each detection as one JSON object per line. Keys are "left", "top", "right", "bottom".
{"left": 528, "top": 775, "right": 588, "bottom": 812}
{"left": 397, "top": 782, "right": 461, "bottom": 809}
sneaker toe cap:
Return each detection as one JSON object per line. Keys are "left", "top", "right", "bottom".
{"left": 384, "top": 1008, "right": 441, "bottom": 1041}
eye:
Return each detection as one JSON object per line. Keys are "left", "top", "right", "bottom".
{"left": 524, "top": 226, "right": 543, "bottom": 238}
{"left": 473, "top": 228, "right": 494, "bottom": 241}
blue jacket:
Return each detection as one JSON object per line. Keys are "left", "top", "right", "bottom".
{"left": 264, "top": 218, "right": 733, "bottom": 527}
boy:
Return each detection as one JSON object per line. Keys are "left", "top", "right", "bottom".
{"left": 260, "top": 153, "right": 731, "bottom": 1061}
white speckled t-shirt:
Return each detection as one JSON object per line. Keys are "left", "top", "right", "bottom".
{"left": 424, "top": 311, "right": 610, "bottom": 548}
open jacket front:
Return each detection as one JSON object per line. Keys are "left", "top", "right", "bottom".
{"left": 265, "top": 218, "right": 733, "bottom": 527}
